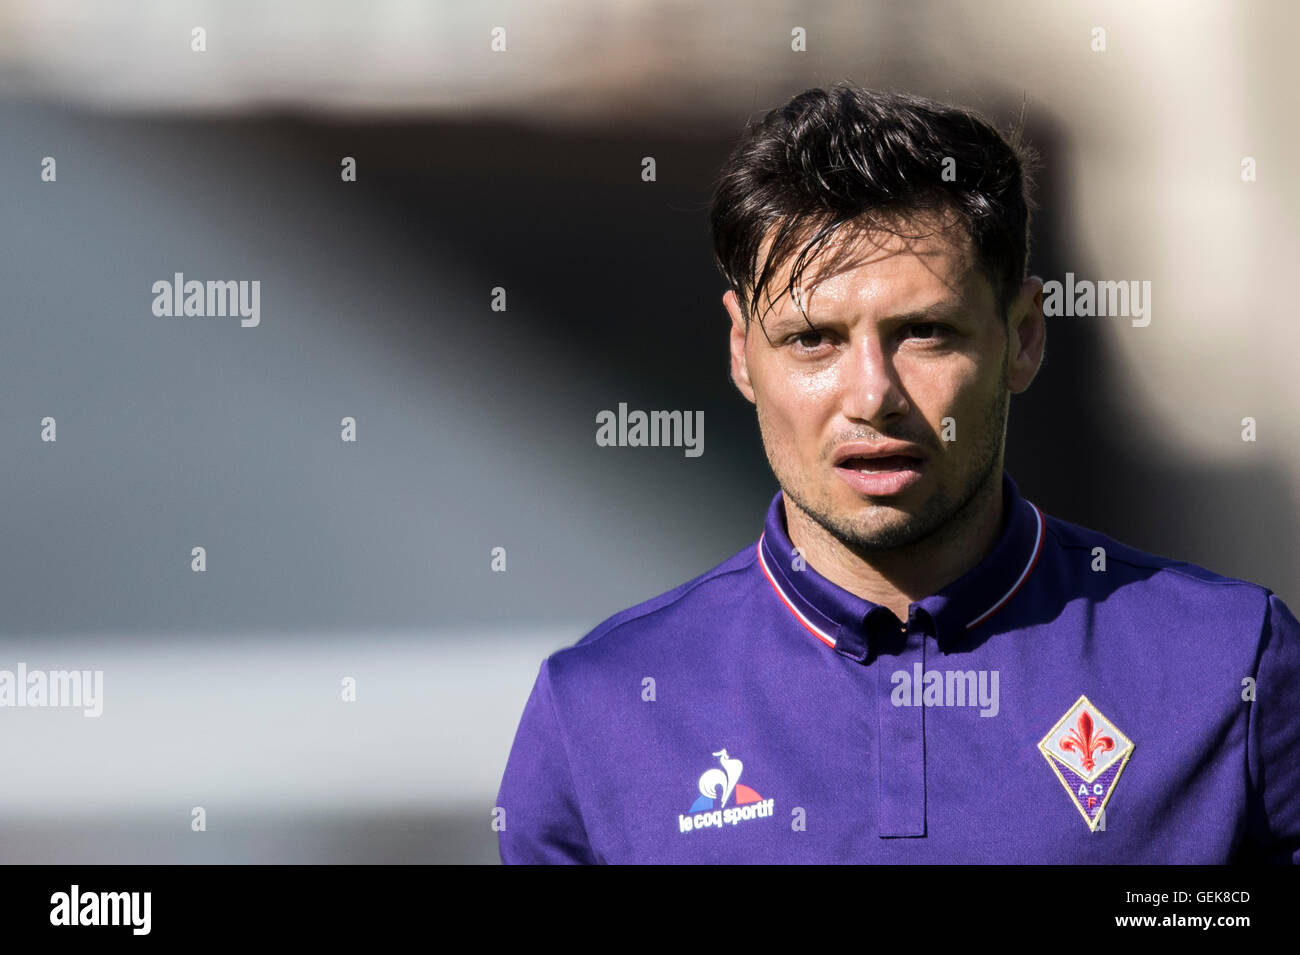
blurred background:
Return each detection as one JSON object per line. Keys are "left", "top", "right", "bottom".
{"left": 0, "top": 0, "right": 1296, "bottom": 863}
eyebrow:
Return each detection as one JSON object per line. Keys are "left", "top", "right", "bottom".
{"left": 768, "top": 299, "right": 968, "bottom": 332}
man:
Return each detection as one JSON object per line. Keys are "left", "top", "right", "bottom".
{"left": 495, "top": 83, "right": 1300, "bottom": 863}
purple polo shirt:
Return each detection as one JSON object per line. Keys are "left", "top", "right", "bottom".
{"left": 496, "top": 469, "right": 1300, "bottom": 863}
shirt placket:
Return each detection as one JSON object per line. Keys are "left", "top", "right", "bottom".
{"left": 875, "top": 608, "right": 930, "bottom": 837}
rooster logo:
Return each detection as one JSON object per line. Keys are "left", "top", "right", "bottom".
{"left": 698, "top": 749, "right": 744, "bottom": 808}
{"left": 687, "top": 748, "right": 766, "bottom": 812}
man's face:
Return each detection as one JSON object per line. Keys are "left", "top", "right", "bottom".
{"left": 725, "top": 218, "right": 1042, "bottom": 553}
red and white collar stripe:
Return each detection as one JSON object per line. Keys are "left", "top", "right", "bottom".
{"left": 757, "top": 502, "right": 1045, "bottom": 648}
{"left": 965, "top": 503, "right": 1045, "bottom": 630}
{"left": 755, "top": 536, "right": 837, "bottom": 648}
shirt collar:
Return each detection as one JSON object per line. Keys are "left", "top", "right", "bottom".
{"left": 756, "top": 468, "right": 1045, "bottom": 661}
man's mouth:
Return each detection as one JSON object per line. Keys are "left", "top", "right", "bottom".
{"left": 836, "top": 454, "right": 924, "bottom": 472}
{"left": 832, "top": 454, "right": 926, "bottom": 495}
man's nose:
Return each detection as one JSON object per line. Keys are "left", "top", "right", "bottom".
{"left": 838, "top": 335, "right": 909, "bottom": 424}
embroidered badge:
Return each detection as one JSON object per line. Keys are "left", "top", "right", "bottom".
{"left": 1038, "top": 694, "right": 1134, "bottom": 831}
{"left": 676, "top": 749, "right": 775, "bottom": 834}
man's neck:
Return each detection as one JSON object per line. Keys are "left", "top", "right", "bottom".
{"left": 784, "top": 469, "right": 1005, "bottom": 623}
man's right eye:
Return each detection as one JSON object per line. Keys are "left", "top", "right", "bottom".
{"left": 789, "top": 331, "right": 826, "bottom": 350}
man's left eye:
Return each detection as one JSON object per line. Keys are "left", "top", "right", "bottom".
{"left": 905, "top": 323, "right": 946, "bottom": 339}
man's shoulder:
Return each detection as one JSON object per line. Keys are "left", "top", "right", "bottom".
{"left": 544, "top": 540, "right": 762, "bottom": 673}
{"left": 1041, "top": 509, "right": 1279, "bottom": 614}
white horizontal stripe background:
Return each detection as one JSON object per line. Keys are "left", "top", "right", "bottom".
{"left": 0, "top": 628, "right": 573, "bottom": 813}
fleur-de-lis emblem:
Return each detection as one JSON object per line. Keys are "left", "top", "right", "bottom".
{"left": 1039, "top": 695, "right": 1134, "bottom": 831}
{"left": 1059, "top": 710, "right": 1114, "bottom": 771}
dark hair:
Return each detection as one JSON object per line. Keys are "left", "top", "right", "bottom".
{"left": 709, "top": 83, "right": 1037, "bottom": 332}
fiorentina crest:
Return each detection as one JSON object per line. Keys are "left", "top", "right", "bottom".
{"left": 1038, "top": 694, "right": 1134, "bottom": 831}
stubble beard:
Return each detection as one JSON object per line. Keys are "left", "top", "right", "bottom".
{"left": 760, "top": 367, "right": 1009, "bottom": 557}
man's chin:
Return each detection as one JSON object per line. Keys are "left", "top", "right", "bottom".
{"left": 827, "top": 482, "right": 925, "bottom": 517}
{"left": 800, "top": 496, "right": 932, "bottom": 552}
{"left": 833, "top": 517, "right": 932, "bottom": 552}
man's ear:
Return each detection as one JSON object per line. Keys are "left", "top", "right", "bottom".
{"left": 723, "top": 289, "right": 756, "bottom": 405}
{"left": 1006, "top": 276, "right": 1046, "bottom": 395}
